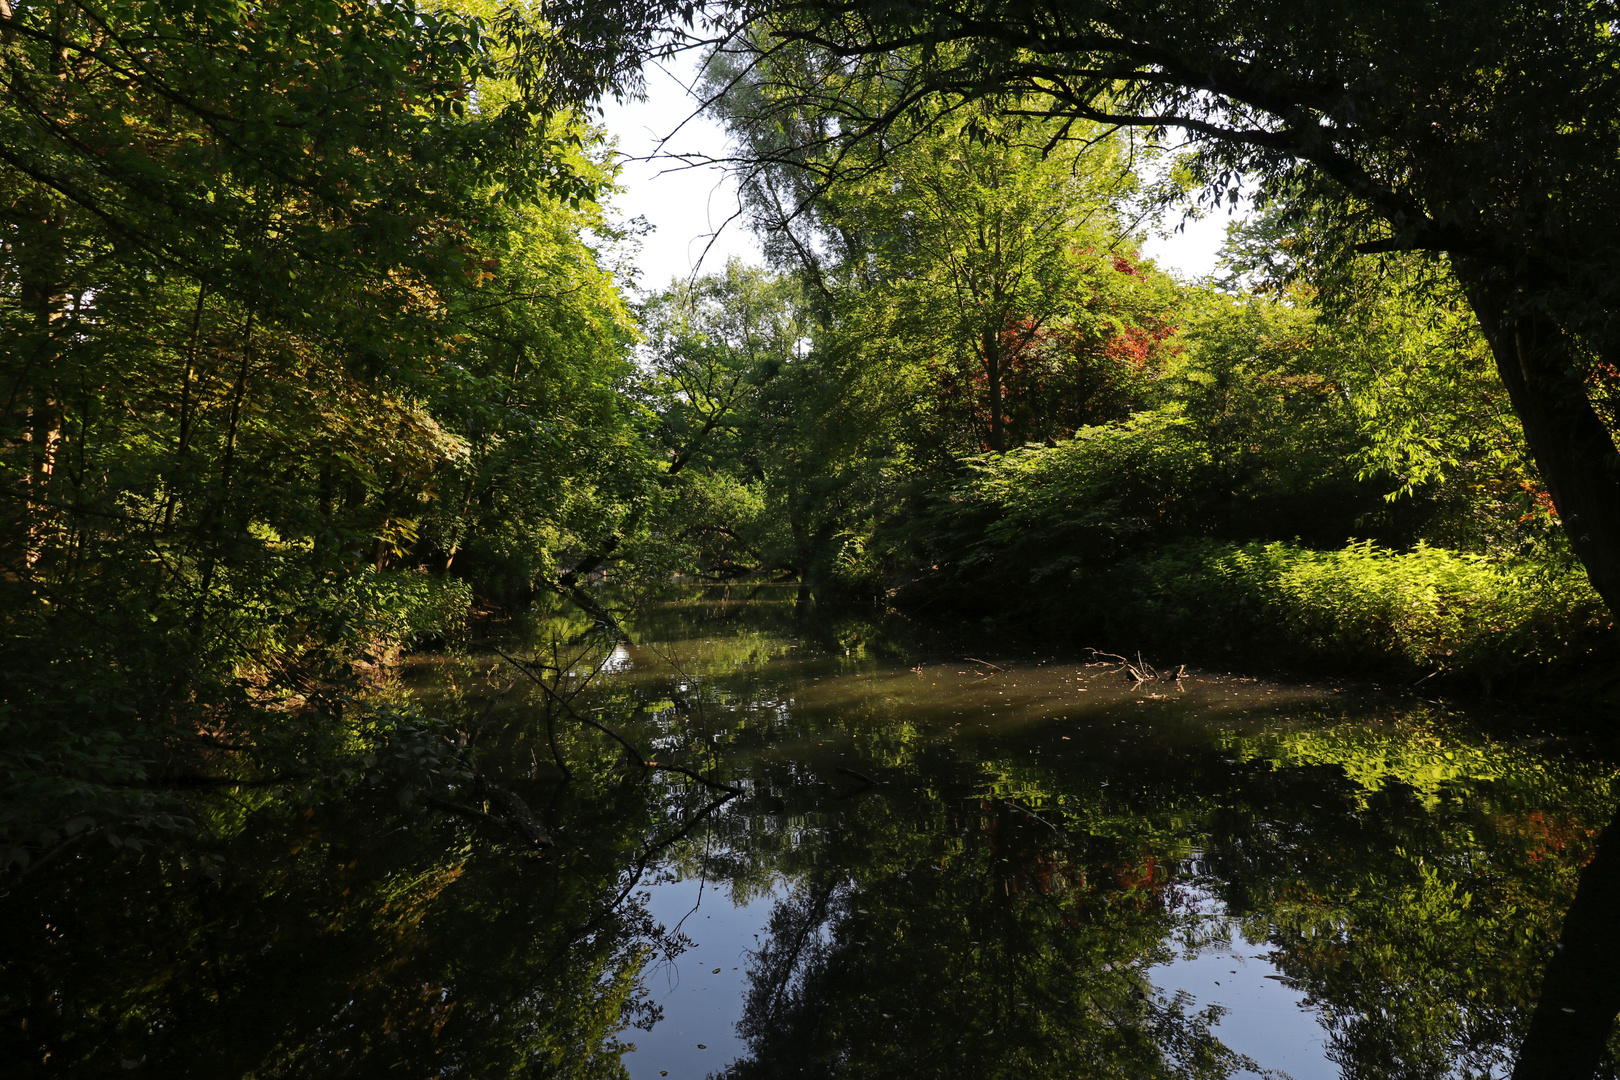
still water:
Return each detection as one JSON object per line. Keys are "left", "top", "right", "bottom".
{"left": 5, "top": 585, "right": 1617, "bottom": 1078}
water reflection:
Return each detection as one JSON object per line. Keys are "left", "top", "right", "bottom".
{"left": 1, "top": 787, "right": 677, "bottom": 1076}
{"left": 3, "top": 583, "right": 1616, "bottom": 1078}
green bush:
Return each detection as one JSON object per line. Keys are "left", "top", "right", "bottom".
{"left": 1067, "top": 539, "right": 1611, "bottom": 683}
{"left": 909, "top": 388, "right": 1384, "bottom": 598}
{"left": 351, "top": 570, "right": 475, "bottom": 651}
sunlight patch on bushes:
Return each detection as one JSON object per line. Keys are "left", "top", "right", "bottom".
{"left": 350, "top": 570, "right": 475, "bottom": 652}
{"left": 1076, "top": 540, "right": 1610, "bottom": 682}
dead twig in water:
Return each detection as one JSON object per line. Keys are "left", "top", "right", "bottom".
{"left": 494, "top": 647, "right": 743, "bottom": 796}
{"left": 834, "top": 765, "right": 882, "bottom": 790}
{"left": 1004, "top": 799, "right": 1061, "bottom": 832}
{"left": 1084, "top": 648, "right": 1185, "bottom": 686}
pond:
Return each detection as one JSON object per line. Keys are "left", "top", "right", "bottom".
{"left": 5, "top": 584, "right": 1618, "bottom": 1078}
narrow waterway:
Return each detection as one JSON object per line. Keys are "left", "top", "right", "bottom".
{"left": 6, "top": 584, "right": 1617, "bottom": 1078}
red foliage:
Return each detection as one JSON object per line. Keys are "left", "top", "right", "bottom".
{"left": 1111, "top": 254, "right": 1144, "bottom": 278}
{"left": 1507, "top": 809, "right": 1597, "bottom": 865}
{"left": 927, "top": 299, "right": 1179, "bottom": 448}
{"left": 1517, "top": 480, "right": 1559, "bottom": 523}
{"left": 1586, "top": 356, "right": 1620, "bottom": 437}
{"left": 1101, "top": 322, "right": 1177, "bottom": 368}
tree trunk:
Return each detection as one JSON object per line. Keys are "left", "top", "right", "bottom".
{"left": 982, "top": 326, "right": 1005, "bottom": 452}
{"left": 1511, "top": 800, "right": 1620, "bottom": 1079}
{"left": 1454, "top": 257, "right": 1620, "bottom": 615}
{"left": 1454, "top": 257, "right": 1620, "bottom": 1077}
{"left": 8, "top": 194, "right": 69, "bottom": 571}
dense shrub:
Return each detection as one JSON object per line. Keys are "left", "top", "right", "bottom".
{"left": 353, "top": 570, "right": 475, "bottom": 651}
{"left": 908, "top": 372, "right": 1386, "bottom": 598}
{"left": 1066, "top": 539, "right": 1611, "bottom": 684}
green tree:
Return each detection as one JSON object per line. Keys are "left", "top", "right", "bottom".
{"left": 822, "top": 107, "right": 1141, "bottom": 452}
{"left": 636, "top": 262, "right": 895, "bottom": 589}
{"left": 707, "top": 55, "right": 1179, "bottom": 456}
{"left": 418, "top": 187, "right": 643, "bottom": 603}
{"left": 636, "top": 262, "right": 807, "bottom": 577}
{"left": 0, "top": 0, "right": 642, "bottom": 868}
{"left": 553, "top": 0, "right": 1620, "bottom": 627}
{"left": 1220, "top": 209, "right": 1559, "bottom": 556}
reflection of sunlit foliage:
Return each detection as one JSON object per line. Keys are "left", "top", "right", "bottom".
{"left": 9, "top": 584, "right": 1618, "bottom": 1077}
{"left": 1224, "top": 708, "right": 1603, "bottom": 810}
{"left": 1200, "top": 714, "right": 1618, "bottom": 1079}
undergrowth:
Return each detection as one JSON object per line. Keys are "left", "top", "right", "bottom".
{"left": 1060, "top": 539, "right": 1612, "bottom": 687}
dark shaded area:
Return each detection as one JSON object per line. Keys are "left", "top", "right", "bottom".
{"left": 1514, "top": 801, "right": 1620, "bottom": 1079}
{"left": 4, "top": 587, "right": 1618, "bottom": 1078}
{"left": 0, "top": 783, "right": 678, "bottom": 1078}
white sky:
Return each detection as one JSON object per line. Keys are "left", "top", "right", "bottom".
{"left": 598, "top": 57, "right": 763, "bottom": 294}
{"left": 597, "top": 56, "right": 1236, "bottom": 293}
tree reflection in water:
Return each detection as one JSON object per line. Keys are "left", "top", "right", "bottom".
{"left": 718, "top": 802, "right": 1254, "bottom": 1080}
{"left": 1, "top": 612, "right": 714, "bottom": 1078}
{"left": 631, "top": 590, "right": 1620, "bottom": 1079}
{"left": 703, "top": 724, "right": 1616, "bottom": 1079}
{"left": 4, "top": 585, "right": 1620, "bottom": 1078}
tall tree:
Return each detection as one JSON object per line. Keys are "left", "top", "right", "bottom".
{"left": 0, "top": 0, "right": 638, "bottom": 866}
{"left": 824, "top": 108, "right": 1141, "bottom": 452}
{"left": 706, "top": 48, "right": 1177, "bottom": 454}
{"left": 545, "top": 0, "right": 1620, "bottom": 619}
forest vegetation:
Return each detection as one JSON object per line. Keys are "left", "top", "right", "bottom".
{"left": 5, "top": 0, "right": 1619, "bottom": 870}
{"left": 5, "top": 4, "right": 1620, "bottom": 1069}
{"left": 9, "top": 2, "right": 1620, "bottom": 1080}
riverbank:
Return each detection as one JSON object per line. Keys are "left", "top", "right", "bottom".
{"left": 891, "top": 538, "right": 1617, "bottom": 701}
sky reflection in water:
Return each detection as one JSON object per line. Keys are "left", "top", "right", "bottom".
{"left": 5, "top": 583, "right": 1614, "bottom": 1079}
{"left": 572, "top": 585, "right": 1614, "bottom": 1080}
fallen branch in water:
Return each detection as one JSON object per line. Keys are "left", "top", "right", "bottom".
{"left": 494, "top": 647, "right": 744, "bottom": 796}
{"left": 424, "top": 780, "right": 553, "bottom": 849}
{"left": 476, "top": 775, "right": 553, "bottom": 847}
{"left": 1004, "top": 798, "right": 1061, "bottom": 832}
{"left": 1085, "top": 648, "right": 1185, "bottom": 686}
{"left": 544, "top": 551, "right": 632, "bottom": 640}
{"left": 834, "top": 765, "right": 882, "bottom": 790}
{"left": 497, "top": 636, "right": 616, "bottom": 782}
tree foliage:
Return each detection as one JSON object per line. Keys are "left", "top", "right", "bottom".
{"left": 0, "top": 0, "right": 643, "bottom": 867}
{"left": 545, "top": 0, "right": 1620, "bottom": 618}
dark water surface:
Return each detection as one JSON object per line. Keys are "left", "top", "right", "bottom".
{"left": 6, "top": 584, "right": 1617, "bottom": 1078}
